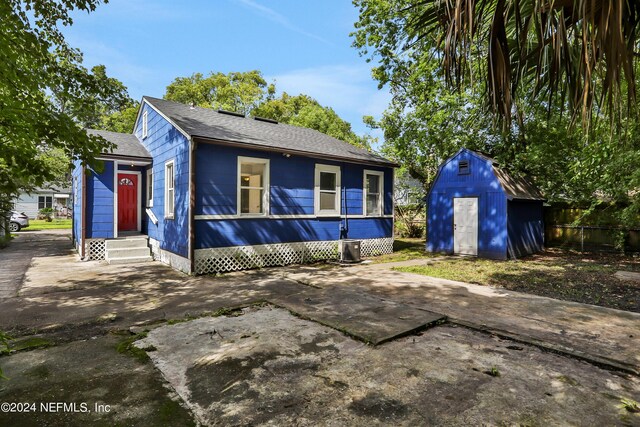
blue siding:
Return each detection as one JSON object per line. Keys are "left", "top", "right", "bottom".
{"left": 427, "top": 149, "right": 508, "bottom": 259}
{"left": 134, "top": 103, "right": 190, "bottom": 258}
{"left": 194, "top": 143, "right": 393, "bottom": 248}
{"left": 85, "top": 160, "right": 115, "bottom": 239}
{"left": 195, "top": 144, "right": 392, "bottom": 218}
{"left": 195, "top": 218, "right": 392, "bottom": 248}
{"left": 507, "top": 201, "right": 544, "bottom": 258}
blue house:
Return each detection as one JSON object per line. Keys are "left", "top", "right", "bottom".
{"left": 426, "top": 148, "right": 544, "bottom": 259}
{"left": 72, "top": 97, "right": 396, "bottom": 274}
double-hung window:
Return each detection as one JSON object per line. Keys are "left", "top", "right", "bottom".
{"left": 146, "top": 168, "right": 153, "bottom": 207}
{"left": 364, "top": 170, "right": 384, "bottom": 216}
{"left": 238, "top": 157, "right": 269, "bottom": 215}
{"left": 165, "top": 161, "right": 174, "bottom": 219}
{"left": 315, "top": 164, "right": 341, "bottom": 216}
{"left": 38, "top": 196, "right": 53, "bottom": 210}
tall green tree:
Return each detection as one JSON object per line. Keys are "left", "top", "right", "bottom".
{"left": 254, "top": 92, "right": 372, "bottom": 149}
{"left": 0, "top": 0, "right": 115, "bottom": 220}
{"left": 51, "top": 62, "right": 133, "bottom": 129}
{"left": 165, "top": 70, "right": 275, "bottom": 116}
{"left": 99, "top": 101, "right": 140, "bottom": 133}
{"left": 364, "top": 0, "right": 640, "bottom": 127}
{"left": 165, "top": 71, "right": 373, "bottom": 149}
{"left": 353, "top": 0, "right": 640, "bottom": 227}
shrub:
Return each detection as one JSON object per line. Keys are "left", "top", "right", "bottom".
{"left": 38, "top": 207, "right": 54, "bottom": 222}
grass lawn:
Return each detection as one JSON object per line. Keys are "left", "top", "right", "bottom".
{"left": 372, "top": 238, "right": 439, "bottom": 263}
{"left": 24, "top": 219, "right": 72, "bottom": 231}
{"left": 396, "top": 249, "right": 640, "bottom": 312}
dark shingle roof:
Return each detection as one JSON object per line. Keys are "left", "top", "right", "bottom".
{"left": 87, "top": 129, "right": 151, "bottom": 159}
{"left": 143, "top": 96, "right": 396, "bottom": 167}
{"left": 492, "top": 166, "right": 545, "bottom": 201}
{"left": 461, "top": 148, "right": 544, "bottom": 200}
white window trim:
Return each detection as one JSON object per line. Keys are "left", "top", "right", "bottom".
{"left": 164, "top": 160, "right": 175, "bottom": 219}
{"left": 142, "top": 111, "right": 148, "bottom": 139}
{"left": 38, "top": 195, "right": 53, "bottom": 209}
{"left": 314, "top": 164, "right": 341, "bottom": 217}
{"left": 363, "top": 169, "right": 384, "bottom": 217}
{"left": 146, "top": 168, "right": 153, "bottom": 208}
{"left": 237, "top": 156, "right": 270, "bottom": 217}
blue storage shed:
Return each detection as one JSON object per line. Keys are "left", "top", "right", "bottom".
{"left": 73, "top": 97, "right": 397, "bottom": 274}
{"left": 426, "top": 148, "right": 544, "bottom": 259}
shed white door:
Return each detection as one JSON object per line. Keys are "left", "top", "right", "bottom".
{"left": 454, "top": 197, "right": 478, "bottom": 256}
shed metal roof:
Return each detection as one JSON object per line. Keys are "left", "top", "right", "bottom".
{"left": 86, "top": 129, "right": 151, "bottom": 159}
{"left": 142, "top": 96, "right": 396, "bottom": 167}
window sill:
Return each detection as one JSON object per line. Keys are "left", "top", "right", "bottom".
{"left": 164, "top": 215, "right": 174, "bottom": 220}
{"left": 315, "top": 213, "right": 341, "bottom": 218}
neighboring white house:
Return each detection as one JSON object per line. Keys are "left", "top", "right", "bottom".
{"left": 13, "top": 185, "right": 72, "bottom": 218}
{"left": 394, "top": 173, "right": 424, "bottom": 207}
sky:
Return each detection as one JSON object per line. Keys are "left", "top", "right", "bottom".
{"left": 61, "top": 0, "right": 390, "bottom": 140}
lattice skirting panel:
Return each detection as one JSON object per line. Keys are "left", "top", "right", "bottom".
{"left": 360, "top": 237, "right": 394, "bottom": 257}
{"left": 85, "top": 239, "right": 106, "bottom": 261}
{"left": 194, "top": 237, "right": 394, "bottom": 275}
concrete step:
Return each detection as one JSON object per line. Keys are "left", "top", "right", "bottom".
{"left": 105, "top": 238, "right": 148, "bottom": 250}
{"left": 106, "top": 247, "right": 151, "bottom": 259}
{"left": 106, "top": 255, "right": 153, "bottom": 265}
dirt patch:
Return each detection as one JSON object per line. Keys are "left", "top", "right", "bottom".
{"left": 398, "top": 248, "right": 640, "bottom": 312}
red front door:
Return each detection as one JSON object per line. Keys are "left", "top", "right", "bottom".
{"left": 118, "top": 173, "right": 138, "bottom": 231}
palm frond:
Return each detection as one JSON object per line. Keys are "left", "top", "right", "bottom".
{"left": 405, "top": 0, "right": 640, "bottom": 127}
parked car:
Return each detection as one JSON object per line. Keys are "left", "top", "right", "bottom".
{"left": 9, "top": 211, "right": 29, "bottom": 232}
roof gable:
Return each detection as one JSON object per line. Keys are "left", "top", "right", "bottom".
{"left": 428, "top": 148, "right": 544, "bottom": 201}
{"left": 141, "top": 96, "right": 396, "bottom": 167}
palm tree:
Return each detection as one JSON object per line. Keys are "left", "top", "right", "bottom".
{"left": 406, "top": 0, "right": 640, "bottom": 126}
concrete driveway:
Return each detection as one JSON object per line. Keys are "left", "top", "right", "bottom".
{"left": 0, "top": 232, "right": 639, "bottom": 425}
{"left": 0, "top": 230, "right": 72, "bottom": 299}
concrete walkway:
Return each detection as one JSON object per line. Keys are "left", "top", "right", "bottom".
{"left": 0, "top": 237, "right": 443, "bottom": 347}
{"left": 0, "top": 230, "right": 72, "bottom": 299}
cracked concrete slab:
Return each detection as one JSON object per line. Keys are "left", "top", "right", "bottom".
{"left": 268, "top": 286, "right": 445, "bottom": 344}
{"left": 136, "top": 306, "right": 640, "bottom": 426}
{"left": 281, "top": 264, "right": 640, "bottom": 374}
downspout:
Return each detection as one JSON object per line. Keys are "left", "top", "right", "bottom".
{"left": 189, "top": 138, "right": 197, "bottom": 274}
{"left": 341, "top": 163, "right": 348, "bottom": 239}
{"left": 81, "top": 165, "right": 86, "bottom": 259}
